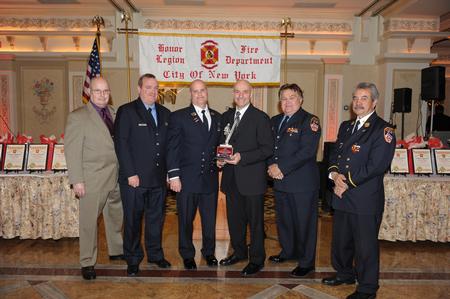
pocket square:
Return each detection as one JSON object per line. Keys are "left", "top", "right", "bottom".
{"left": 138, "top": 123, "right": 147, "bottom": 127}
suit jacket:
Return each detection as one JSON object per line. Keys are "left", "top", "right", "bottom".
{"left": 328, "top": 112, "right": 396, "bottom": 215}
{"left": 167, "top": 105, "right": 221, "bottom": 193}
{"left": 269, "top": 108, "right": 321, "bottom": 193}
{"left": 220, "top": 104, "right": 274, "bottom": 196}
{"left": 64, "top": 102, "right": 118, "bottom": 194}
{"left": 114, "top": 98, "right": 171, "bottom": 188}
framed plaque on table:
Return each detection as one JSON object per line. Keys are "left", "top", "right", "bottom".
{"left": 434, "top": 149, "right": 450, "bottom": 174}
{"left": 390, "top": 148, "right": 409, "bottom": 174}
{"left": 3, "top": 144, "right": 26, "bottom": 171}
{"left": 26, "top": 144, "right": 49, "bottom": 171}
{"left": 51, "top": 144, "right": 67, "bottom": 171}
{"left": 411, "top": 148, "right": 433, "bottom": 174}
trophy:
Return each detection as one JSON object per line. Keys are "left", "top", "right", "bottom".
{"left": 217, "top": 122, "right": 236, "bottom": 160}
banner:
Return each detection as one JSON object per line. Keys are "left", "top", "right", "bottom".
{"left": 139, "top": 30, "right": 280, "bottom": 86}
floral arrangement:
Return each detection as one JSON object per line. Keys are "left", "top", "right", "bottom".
{"left": 32, "top": 78, "right": 54, "bottom": 97}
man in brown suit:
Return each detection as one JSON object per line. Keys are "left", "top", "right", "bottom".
{"left": 65, "top": 76, "right": 124, "bottom": 280}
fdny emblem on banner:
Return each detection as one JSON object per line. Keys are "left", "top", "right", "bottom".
{"left": 200, "top": 40, "right": 219, "bottom": 70}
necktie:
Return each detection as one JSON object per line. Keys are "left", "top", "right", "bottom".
{"left": 278, "top": 115, "right": 289, "bottom": 133}
{"left": 234, "top": 111, "right": 241, "bottom": 128}
{"left": 352, "top": 120, "right": 360, "bottom": 135}
{"left": 149, "top": 107, "right": 157, "bottom": 127}
{"left": 100, "top": 108, "right": 114, "bottom": 136}
{"left": 201, "top": 109, "right": 209, "bottom": 131}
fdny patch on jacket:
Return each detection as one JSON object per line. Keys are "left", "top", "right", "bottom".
{"left": 384, "top": 127, "right": 394, "bottom": 143}
{"left": 310, "top": 117, "right": 320, "bottom": 132}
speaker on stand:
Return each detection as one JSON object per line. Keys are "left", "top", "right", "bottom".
{"left": 393, "top": 88, "right": 412, "bottom": 140}
{"left": 421, "top": 66, "right": 446, "bottom": 136}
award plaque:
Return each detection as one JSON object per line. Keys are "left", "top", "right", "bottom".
{"left": 434, "top": 149, "right": 450, "bottom": 174}
{"left": 390, "top": 148, "right": 409, "bottom": 174}
{"left": 51, "top": 144, "right": 68, "bottom": 171}
{"left": 411, "top": 148, "right": 433, "bottom": 174}
{"left": 217, "top": 122, "right": 237, "bottom": 160}
{"left": 3, "top": 144, "right": 26, "bottom": 171}
{"left": 26, "top": 144, "right": 49, "bottom": 171}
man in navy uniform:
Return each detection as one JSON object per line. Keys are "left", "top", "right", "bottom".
{"left": 322, "top": 82, "right": 396, "bottom": 299}
{"left": 114, "top": 73, "right": 171, "bottom": 276}
{"left": 217, "top": 80, "right": 274, "bottom": 276}
{"left": 167, "top": 80, "right": 221, "bottom": 270}
{"left": 267, "top": 83, "right": 321, "bottom": 277}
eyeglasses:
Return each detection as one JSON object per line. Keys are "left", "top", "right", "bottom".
{"left": 91, "top": 89, "right": 111, "bottom": 96}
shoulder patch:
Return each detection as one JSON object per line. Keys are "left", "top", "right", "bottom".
{"left": 310, "top": 116, "right": 320, "bottom": 132}
{"left": 384, "top": 127, "right": 394, "bottom": 143}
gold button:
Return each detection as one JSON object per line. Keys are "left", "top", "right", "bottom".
{"left": 346, "top": 158, "right": 350, "bottom": 161}
{"left": 345, "top": 165, "right": 349, "bottom": 168}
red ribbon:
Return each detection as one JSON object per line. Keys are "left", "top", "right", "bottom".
{"left": 40, "top": 134, "right": 57, "bottom": 170}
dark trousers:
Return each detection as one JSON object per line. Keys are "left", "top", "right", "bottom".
{"left": 177, "top": 191, "right": 218, "bottom": 259}
{"left": 120, "top": 184, "right": 166, "bottom": 266}
{"left": 225, "top": 185, "right": 265, "bottom": 265}
{"left": 274, "top": 190, "right": 318, "bottom": 267}
{"left": 331, "top": 209, "right": 382, "bottom": 294}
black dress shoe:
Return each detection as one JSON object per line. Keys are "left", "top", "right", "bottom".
{"left": 148, "top": 258, "right": 171, "bottom": 268}
{"left": 219, "top": 254, "right": 243, "bottom": 266}
{"left": 127, "top": 265, "right": 139, "bottom": 276}
{"left": 346, "top": 291, "right": 376, "bottom": 299}
{"left": 183, "top": 258, "right": 197, "bottom": 270}
{"left": 268, "top": 254, "right": 286, "bottom": 263}
{"left": 109, "top": 254, "right": 125, "bottom": 261}
{"left": 241, "top": 263, "right": 263, "bottom": 276}
{"left": 205, "top": 255, "right": 218, "bottom": 267}
{"left": 322, "top": 275, "right": 356, "bottom": 286}
{"left": 81, "top": 266, "right": 96, "bottom": 280}
{"left": 290, "top": 266, "right": 315, "bottom": 277}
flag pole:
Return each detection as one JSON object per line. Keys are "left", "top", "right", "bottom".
{"left": 121, "top": 11, "right": 132, "bottom": 102}
{"left": 92, "top": 16, "right": 105, "bottom": 74}
{"left": 280, "top": 18, "right": 294, "bottom": 84}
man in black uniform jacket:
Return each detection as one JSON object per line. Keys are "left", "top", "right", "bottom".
{"left": 322, "top": 82, "right": 396, "bottom": 299}
{"left": 267, "top": 83, "right": 321, "bottom": 277}
{"left": 114, "top": 74, "right": 172, "bottom": 276}
{"left": 217, "top": 80, "right": 274, "bottom": 276}
{"left": 167, "top": 80, "right": 221, "bottom": 270}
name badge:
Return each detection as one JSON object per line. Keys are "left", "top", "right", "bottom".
{"left": 138, "top": 123, "right": 147, "bottom": 127}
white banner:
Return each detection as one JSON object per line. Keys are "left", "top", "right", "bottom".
{"left": 139, "top": 30, "right": 280, "bottom": 86}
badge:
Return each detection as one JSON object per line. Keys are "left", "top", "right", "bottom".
{"left": 191, "top": 112, "right": 200, "bottom": 122}
{"left": 384, "top": 127, "right": 394, "bottom": 143}
{"left": 310, "top": 116, "right": 320, "bottom": 132}
{"left": 286, "top": 127, "right": 298, "bottom": 134}
{"left": 351, "top": 144, "right": 361, "bottom": 153}
{"left": 138, "top": 123, "right": 147, "bottom": 127}
{"left": 364, "top": 122, "right": 370, "bottom": 128}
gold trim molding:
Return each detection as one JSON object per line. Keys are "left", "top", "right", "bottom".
{"left": 384, "top": 18, "right": 439, "bottom": 32}
{"left": 0, "top": 17, "right": 113, "bottom": 30}
{"left": 144, "top": 19, "right": 352, "bottom": 33}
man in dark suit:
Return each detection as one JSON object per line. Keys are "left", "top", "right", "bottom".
{"left": 167, "top": 80, "right": 221, "bottom": 270}
{"left": 217, "top": 80, "right": 274, "bottom": 276}
{"left": 267, "top": 83, "right": 321, "bottom": 277}
{"left": 114, "top": 73, "right": 171, "bottom": 276}
{"left": 322, "top": 82, "right": 396, "bottom": 299}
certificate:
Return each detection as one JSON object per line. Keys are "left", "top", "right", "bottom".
{"left": 434, "top": 149, "right": 450, "bottom": 174}
{"left": 411, "top": 149, "right": 433, "bottom": 174}
{"left": 26, "top": 144, "right": 49, "bottom": 171}
{"left": 51, "top": 144, "right": 67, "bottom": 171}
{"left": 390, "top": 148, "right": 409, "bottom": 173}
{"left": 3, "top": 144, "right": 26, "bottom": 171}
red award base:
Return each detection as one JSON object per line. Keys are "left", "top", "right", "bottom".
{"left": 217, "top": 144, "right": 233, "bottom": 160}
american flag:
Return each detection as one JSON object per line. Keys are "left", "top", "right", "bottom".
{"left": 82, "top": 38, "right": 101, "bottom": 104}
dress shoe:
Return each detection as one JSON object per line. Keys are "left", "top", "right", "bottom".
{"left": 290, "top": 266, "right": 315, "bottom": 277}
{"left": 268, "top": 254, "right": 286, "bottom": 263}
{"left": 109, "top": 254, "right": 125, "bottom": 261}
{"left": 127, "top": 265, "right": 139, "bottom": 276}
{"left": 346, "top": 291, "right": 376, "bottom": 299}
{"left": 148, "top": 258, "right": 171, "bottom": 268}
{"left": 81, "top": 266, "right": 96, "bottom": 280}
{"left": 219, "top": 254, "right": 243, "bottom": 266}
{"left": 205, "top": 255, "right": 218, "bottom": 267}
{"left": 322, "top": 275, "right": 356, "bottom": 286}
{"left": 183, "top": 258, "right": 197, "bottom": 270}
{"left": 241, "top": 263, "right": 263, "bottom": 276}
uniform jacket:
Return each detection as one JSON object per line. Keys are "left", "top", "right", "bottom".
{"left": 64, "top": 102, "right": 118, "bottom": 193}
{"left": 328, "top": 112, "right": 396, "bottom": 215}
{"left": 269, "top": 108, "right": 321, "bottom": 193}
{"left": 219, "top": 104, "right": 274, "bottom": 196}
{"left": 114, "top": 98, "right": 171, "bottom": 188}
{"left": 166, "top": 105, "right": 221, "bottom": 193}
